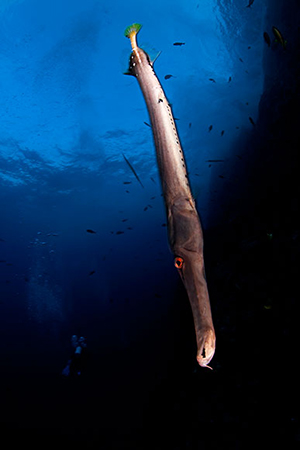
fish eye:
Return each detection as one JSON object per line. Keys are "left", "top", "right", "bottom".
{"left": 174, "top": 257, "right": 184, "bottom": 269}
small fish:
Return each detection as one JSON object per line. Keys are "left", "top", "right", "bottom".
{"left": 144, "top": 206, "right": 148, "bottom": 211}
{"left": 208, "top": 125, "right": 213, "bottom": 132}
{"left": 89, "top": 270, "right": 96, "bottom": 276}
{"left": 249, "top": 116, "right": 256, "bottom": 126}
{"left": 209, "top": 78, "right": 216, "bottom": 83}
{"left": 86, "top": 229, "right": 96, "bottom": 234}
{"left": 122, "top": 219, "right": 128, "bottom": 222}
{"left": 246, "top": 0, "right": 254, "bottom": 7}
{"left": 221, "top": 130, "right": 225, "bottom": 136}
{"left": 263, "top": 31, "right": 271, "bottom": 47}
{"left": 272, "top": 26, "right": 287, "bottom": 49}
{"left": 127, "top": 227, "right": 133, "bottom": 230}
{"left": 150, "top": 177, "right": 156, "bottom": 184}
{"left": 218, "top": 175, "right": 225, "bottom": 179}
{"left": 122, "top": 153, "right": 144, "bottom": 189}
{"left": 264, "top": 304, "right": 272, "bottom": 310}
{"left": 206, "top": 160, "right": 224, "bottom": 162}
{"left": 228, "top": 76, "right": 232, "bottom": 83}
{"left": 123, "top": 181, "right": 132, "bottom": 184}
{"left": 263, "top": 298, "right": 273, "bottom": 310}
{"left": 189, "top": 122, "right": 192, "bottom": 128}
{"left": 173, "top": 42, "right": 185, "bottom": 46}
{"left": 164, "top": 74, "right": 175, "bottom": 80}
{"left": 239, "top": 57, "right": 244, "bottom": 63}
{"left": 151, "top": 196, "right": 156, "bottom": 200}
{"left": 116, "top": 231, "right": 124, "bottom": 235}
{"left": 0, "top": 260, "right": 6, "bottom": 263}
{"left": 144, "top": 121, "right": 151, "bottom": 127}
{"left": 162, "top": 223, "right": 167, "bottom": 227}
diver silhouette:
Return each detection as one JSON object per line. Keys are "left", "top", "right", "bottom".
{"left": 62, "top": 335, "right": 87, "bottom": 377}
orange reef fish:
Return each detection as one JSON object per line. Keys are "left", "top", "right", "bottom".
{"left": 124, "top": 23, "right": 215, "bottom": 368}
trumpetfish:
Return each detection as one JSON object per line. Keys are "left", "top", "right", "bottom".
{"left": 124, "top": 23, "right": 216, "bottom": 368}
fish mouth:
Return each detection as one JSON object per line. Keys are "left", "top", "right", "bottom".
{"left": 196, "top": 328, "right": 216, "bottom": 369}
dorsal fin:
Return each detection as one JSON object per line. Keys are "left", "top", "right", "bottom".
{"left": 150, "top": 50, "right": 162, "bottom": 66}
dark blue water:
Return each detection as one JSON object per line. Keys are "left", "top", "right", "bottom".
{"left": 1, "top": 0, "right": 299, "bottom": 447}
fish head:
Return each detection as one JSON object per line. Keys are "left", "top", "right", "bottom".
{"left": 168, "top": 199, "right": 216, "bottom": 368}
{"left": 174, "top": 250, "right": 216, "bottom": 369}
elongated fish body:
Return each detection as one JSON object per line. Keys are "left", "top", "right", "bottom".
{"left": 125, "top": 24, "right": 215, "bottom": 367}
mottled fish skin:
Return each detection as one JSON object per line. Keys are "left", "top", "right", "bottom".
{"left": 125, "top": 25, "right": 215, "bottom": 368}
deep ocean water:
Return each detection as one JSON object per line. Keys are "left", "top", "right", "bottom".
{"left": 1, "top": 0, "right": 299, "bottom": 448}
